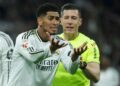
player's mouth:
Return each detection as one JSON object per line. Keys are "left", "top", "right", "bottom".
{"left": 50, "top": 27, "right": 58, "bottom": 32}
{"left": 51, "top": 27, "right": 57, "bottom": 30}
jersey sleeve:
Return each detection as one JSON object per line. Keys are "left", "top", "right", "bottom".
{"left": 82, "top": 40, "right": 100, "bottom": 63}
{"left": 59, "top": 42, "right": 79, "bottom": 74}
{"left": 0, "top": 35, "right": 14, "bottom": 86}
{"left": 0, "top": 38, "right": 3, "bottom": 76}
{"left": 0, "top": 38, "right": 2, "bottom": 55}
{"left": 14, "top": 33, "right": 52, "bottom": 63}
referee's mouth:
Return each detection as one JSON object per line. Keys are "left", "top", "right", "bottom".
{"left": 66, "top": 26, "right": 74, "bottom": 31}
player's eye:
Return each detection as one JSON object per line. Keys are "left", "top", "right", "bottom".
{"left": 55, "top": 17, "right": 60, "bottom": 21}
{"left": 48, "top": 16, "right": 54, "bottom": 20}
{"left": 48, "top": 16, "right": 59, "bottom": 21}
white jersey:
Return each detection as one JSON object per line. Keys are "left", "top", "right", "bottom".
{"left": 8, "top": 29, "right": 78, "bottom": 86}
{"left": 0, "top": 31, "right": 14, "bottom": 86}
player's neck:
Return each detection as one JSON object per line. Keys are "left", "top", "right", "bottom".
{"left": 63, "top": 32, "right": 79, "bottom": 41}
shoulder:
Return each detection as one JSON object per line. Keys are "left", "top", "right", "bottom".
{"left": 79, "top": 33, "right": 91, "bottom": 41}
{"left": 0, "top": 31, "right": 13, "bottom": 47}
{"left": 21, "top": 29, "right": 36, "bottom": 40}
{"left": 17, "top": 29, "right": 36, "bottom": 40}
{"left": 79, "top": 33, "right": 98, "bottom": 47}
{"left": 0, "top": 31, "right": 11, "bottom": 40}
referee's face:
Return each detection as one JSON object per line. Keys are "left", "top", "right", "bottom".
{"left": 61, "top": 10, "right": 82, "bottom": 35}
{"left": 39, "top": 11, "right": 60, "bottom": 35}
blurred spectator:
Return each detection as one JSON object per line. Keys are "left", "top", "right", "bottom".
{"left": 112, "top": 49, "right": 120, "bottom": 69}
{"left": 94, "top": 55, "right": 120, "bottom": 86}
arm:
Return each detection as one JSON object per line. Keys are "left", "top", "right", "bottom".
{"left": 82, "top": 62, "right": 100, "bottom": 82}
{"left": 60, "top": 42, "right": 87, "bottom": 74}
{"left": 80, "top": 41, "right": 100, "bottom": 82}
{"left": 0, "top": 39, "right": 2, "bottom": 75}
{"left": 59, "top": 43, "right": 78, "bottom": 74}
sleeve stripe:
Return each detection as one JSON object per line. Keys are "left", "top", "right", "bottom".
{"left": 22, "top": 30, "right": 35, "bottom": 39}
{"left": 93, "top": 47, "right": 97, "bottom": 58}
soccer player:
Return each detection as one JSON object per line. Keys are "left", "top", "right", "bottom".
{"left": 7, "top": 3, "right": 86, "bottom": 86}
{"left": 0, "top": 31, "right": 14, "bottom": 86}
{"left": 53, "top": 3, "right": 100, "bottom": 86}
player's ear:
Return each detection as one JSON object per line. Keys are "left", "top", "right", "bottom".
{"left": 37, "top": 17, "right": 43, "bottom": 25}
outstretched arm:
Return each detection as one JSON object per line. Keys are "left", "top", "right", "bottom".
{"left": 60, "top": 42, "right": 88, "bottom": 74}
{"left": 79, "top": 41, "right": 100, "bottom": 82}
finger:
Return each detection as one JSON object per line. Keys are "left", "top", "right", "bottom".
{"left": 51, "top": 38, "right": 55, "bottom": 45}
{"left": 56, "top": 40, "right": 60, "bottom": 45}
{"left": 83, "top": 45, "right": 87, "bottom": 51}
{"left": 73, "top": 48, "right": 76, "bottom": 52}
{"left": 80, "top": 47, "right": 84, "bottom": 54}
{"left": 74, "top": 48, "right": 79, "bottom": 55}
{"left": 81, "top": 45, "right": 87, "bottom": 53}
{"left": 79, "top": 42, "right": 88, "bottom": 53}
{"left": 81, "top": 41, "right": 88, "bottom": 48}
{"left": 83, "top": 41, "right": 88, "bottom": 46}
{"left": 77, "top": 48, "right": 80, "bottom": 54}
{"left": 78, "top": 47, "right": 81, "bottom": 54}
{"left": 74, "top": 48, "right": 77, "bottom": 53}
{"left": 46, "top": 32, "right": 51, "bottom": 41}
{"left": 59, "top": 43, "right": 67, "bottom": 48}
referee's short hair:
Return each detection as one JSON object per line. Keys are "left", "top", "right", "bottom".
{"left": 36, "top": 3, "right": 59, "bottom": 17}
{"left": 61, "top": 3, "right": 81, "bottom": 17}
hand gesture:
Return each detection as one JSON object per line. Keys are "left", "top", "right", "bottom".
{"left": 71, "top": 42, "right": 87, "bottom": 62}
{"left": 46, "top": 32, "right": 67, "bottom": 53}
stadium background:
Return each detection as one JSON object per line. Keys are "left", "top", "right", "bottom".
{"left": 0, "top": 0, "right": 120, "bottom": 85}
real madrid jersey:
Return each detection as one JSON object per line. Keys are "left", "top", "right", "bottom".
{"left": 8, "top": 29, "right": 78, "bottom": 86}
{"left": 0, "top": 31, "right": 14, "bottom": 86}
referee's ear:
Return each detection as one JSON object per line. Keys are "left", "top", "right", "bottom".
{"left": 79, "top": 18, "right": 82, "bottom": 27}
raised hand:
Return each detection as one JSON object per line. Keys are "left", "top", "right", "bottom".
{"left": 46, "top": 32, "right": 67, "bottom": 53}
{"left": 71, "top": 42, "right": 88, "bottom": 62}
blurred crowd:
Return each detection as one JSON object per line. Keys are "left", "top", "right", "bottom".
{"left": 0, "top": 0, "right": 120, "bottom": 85}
